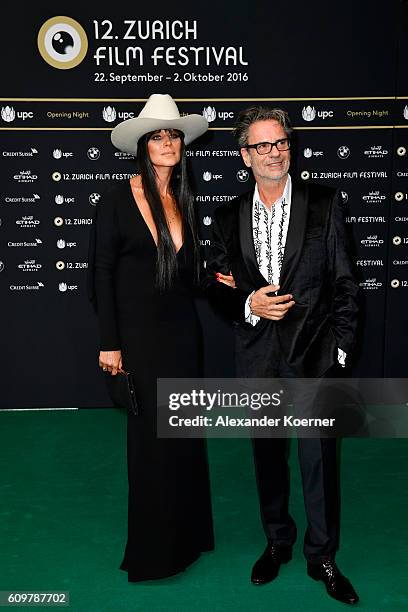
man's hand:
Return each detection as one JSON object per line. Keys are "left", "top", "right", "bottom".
{"left": 99, "top": 350, "right": 123, "bottom": 376}
{"left": 250, "top": 285, "right": 295, "bottom": 321}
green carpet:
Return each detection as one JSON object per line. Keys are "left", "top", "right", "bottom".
{"left": 0, "top": 409, "right": 407, "bottom": 611}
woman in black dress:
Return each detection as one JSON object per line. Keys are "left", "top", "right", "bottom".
{"left": 94, "top": 94, "right": 214, "bottom": 581}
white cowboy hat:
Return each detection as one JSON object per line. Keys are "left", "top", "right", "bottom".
{"left": 111, "top": 93, "right": 208, "bottom": 155}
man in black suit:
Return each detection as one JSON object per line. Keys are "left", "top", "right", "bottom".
{"left": 203, "top": 107, "right": 359, "bottom": 605}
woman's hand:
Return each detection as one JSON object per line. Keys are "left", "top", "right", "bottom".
{"left": 99, "top": 350, "right": 123, "bottom": 376}
{"left": 216, "top": 271, "right": 236, "bottom": 288}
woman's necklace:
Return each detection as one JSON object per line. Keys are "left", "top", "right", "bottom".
{"left": 160, "top": 192, "right": 179, "bottom": 223}
{"left": 130, "top": 177, "right": 179, "bottom": 224}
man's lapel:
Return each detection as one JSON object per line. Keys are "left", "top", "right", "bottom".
{"left": 238, "top": 190, "right": 267, "bottom": 288}
{"left": 278, "top": 179, "right": 309, "bottom": 293}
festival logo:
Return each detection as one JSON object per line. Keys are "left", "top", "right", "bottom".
{"left": 37, "top": 16, "right": 88, "bottom": 69}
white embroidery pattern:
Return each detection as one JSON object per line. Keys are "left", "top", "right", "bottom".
{"left": 252, "top": 178, "right": 291, "bottom": 287}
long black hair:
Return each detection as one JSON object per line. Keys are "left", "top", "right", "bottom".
{"left": 136, "top": 130, "right": 199, "bottom": 291}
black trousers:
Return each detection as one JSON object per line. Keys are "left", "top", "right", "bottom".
{"left": 251, "top": 327, "right": 340, "bottom": 563}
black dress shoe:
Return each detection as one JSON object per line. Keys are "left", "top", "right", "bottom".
{"left": 251, "top": 542, "right": 292, "bottom": 585}
{"left": 307, "top": 559, "right": 359, "bottom": 605}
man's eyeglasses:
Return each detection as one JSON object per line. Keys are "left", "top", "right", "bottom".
{"left": 245, "top": 138, "right": 291, "bottom": 155}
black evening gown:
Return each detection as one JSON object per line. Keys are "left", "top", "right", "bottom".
{"left": 94, "top": 181, "right": 214, "bottom": 582}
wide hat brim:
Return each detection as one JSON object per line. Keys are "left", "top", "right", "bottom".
{"left": 111, "top": 114, "right": 208, "bottom": 155}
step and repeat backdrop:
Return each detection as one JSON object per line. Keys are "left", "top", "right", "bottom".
{"left": 0, "top": 2, "right": 407, "bottom": 407}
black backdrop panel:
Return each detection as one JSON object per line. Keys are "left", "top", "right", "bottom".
{"left": 384, "top": 0, "right": 408, "bottom": 376}
{"left": 0, "top": 1, "right": 407, "bottom": 407}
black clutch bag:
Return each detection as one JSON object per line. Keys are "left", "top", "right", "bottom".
{"left": 104, "top": 371, "right": 139, "bottom": 416}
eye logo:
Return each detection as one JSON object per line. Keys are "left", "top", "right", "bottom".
{"left": 37, "top": 16, "right": 88, "bottom": 70}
